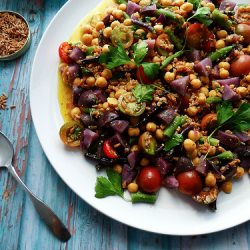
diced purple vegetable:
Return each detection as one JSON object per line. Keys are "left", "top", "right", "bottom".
{"left": 216, "top": 77, "right": 240, "bottom": 87}
{"left": 186, "top": 49, "right": 202, "bottom": 62}
{"left": 215, "top": 130, "right": 240, "bottom": 148}
{"left": 110, "top": 120, "right": 129, "bottom": 133}
{"left": 170, "top": 76, "right": 189, "bottom": 96}
{"left": 80, "top": 129, "right": 99, "bottom": 150}
{"left": 93, "top": 89, "right": 107, "bottom": 103}
{"left": 222, "top": 84, "right": 240, "bottom": 101}
{"left": 175, "top": 157, "right": 194, "bottom": 175}
{"left": 196, "top": 155, "right": 209, "bottom": 175}
{"left": 241, "top": 158, "right": 250, "bottom": 169}
{"left": 235, "top": 132, "right": 250, "bottom": 143}
{"left": 131, "top": 19, "right": 154, "bottom": 32}
{"left": 207, "top": 160, "right": 222, "bottom": 176}
{"left": 68, "top": 64, "right": 80, "bottom": 79}
{"left": 127, "top": 1, "right": 141, "bottom": 16}
{"left": 103, "top": 14, "right": 111, "bottom": 26}
{"left": 72, "top": 86, "right": 83, "bottom": 106}
{"left": 156, "top": 108, "right": 176, "bottom": 125}
{"left": 122, "top": 164, "right": 138, "bottom": 187}
{"left": 109, "top": 133, "right": 130, "bottom": 153}
{"left": 194, "top": 57, "right": 212, "bottom": 76}
{"left": 140, "top": 4, "right": 156, "bottom": 16}
{"left": 222, "top": 164, "right": 237, "bottom": 180}
{"left": 144, "top": 39, "right": 155, "bottom": 50}
{"left": 156, "top": 157, "right": 173, "bottom": 176}
{"left": 219, "top": 1, "right": 236, "bottom": 11}
{"left": 127, "top": 151, "right": 138, "bottom": 169}
{"left": 80, "top": 113, "right": 95, "bottom": 127}
{"left": 78, "top": 90, "right": 97, "bottom": 107}
{"left": 154, "top": 14, "right": 166, "bottom": 24}
{"left": 69, "top": 47, "right": 84, "bottom": 62}
{"left": 234, "top": 145, "right": 250, "bottom": 158}
{"left": 98, "top": 111, "right": 119, "bottom": 128}
{"left": 162, "top": 176, "right": 179, "bottom": 188}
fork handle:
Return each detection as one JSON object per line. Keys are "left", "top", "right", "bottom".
{"left": 7, "top": 164, "right": 71, "bottom": 242}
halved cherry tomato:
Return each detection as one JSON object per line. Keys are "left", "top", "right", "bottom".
{"left": 137, "top": 166, "right": 161, "bottom": 193}
{"left": 155, "top": 34, "right": 174, "bottom": 55}
{"left": 136, "top": 65, "right": 153, "bottom": 84}
{"left": 111, "top": 25, "right": 133, "bottom": 49}
{"left": 186, "top": 23, "right": 215, "bottom": 52}
{"left": 103, "top": 140, "right": 118, "bottom": 159}
{"left": 200, "top": 113, "right": 217, "bottom": 131}
{"left": 176, "top": 170, "right": 202, "bottom": 196}
{"left": 59, "top": 42, "right": 72, "bottom": 63}
{"left": 138, "top": 132, "right": 157, "bottom": 155}
{"left": 59, "top": 121, "right": 83, "bottom": 147}
{"left": 231, "top": 55, "right": 250, "bottom": 77}
{"left": 235, "top": 24, "right": 250, "bottom": 44}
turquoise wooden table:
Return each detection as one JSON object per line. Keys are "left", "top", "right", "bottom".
{"left": 0, "top": 0, "right": 250, "bottom": 249}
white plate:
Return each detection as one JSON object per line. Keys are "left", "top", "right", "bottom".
{"left": 30, "top": 0, "right": 250, "bottom": 235}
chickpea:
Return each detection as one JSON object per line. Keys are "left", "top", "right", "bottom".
{"left": 102, "top": 44, "right": 110, "bottom": 53}
{"left": 221, "top": 181, "right": 232, "bottom": 194}
{"left": 131, "top": 144, "right": 140, "bottom": 152}
{"left": 81, "top": 24, "right": 92, "bottom": 34}
{"left": 189, "top": 149, "right": 198, "bottom": 159}
{"left": 161, "top": 0, "right": 172, "bottom": 7}
{"left": 131, "top": 0, "right": 140, "bottom": 3}
{"left": 206, "top": 2, "right": 215, "bottom": 11}
{"left": 218, "top": 61, "right": 230, "bottom": 70}
{"left": 146, "top": 122, "right": 157, "bottom": 133}
{"left": 190, "top": 79, "right": 201, "bottom": 89}
{"left": 119, "top": 3, "right": 127, "bottom": 11}
{"left": 186, "top": 106, "right": 198, "bottom": 117}
{"left": 247, "top": 45, "right": 250, "bottom": 54}
{"left": 200, "top": 76, "right": 209, "bottom": 84}
{"left": 92, "top": 30, "right": 99, "bottom": 38}
{"left": 139, "top": 0, "right": 151, "bottom": 6}
{"left": 192, "top": 157, "right": 200, "bottom": 167}
{"left": 123, "top": 19, "right": 132, "bottom": 26}
{"left": 96, "top": 21, "right": 105, "bottom": 31}
{"left": 111, "top": 20, "right": 120, "bottom": 29}
{"left": 103, "top": 102, "right": 109, "bottom": 109}
{"left": 219, "top": 68, "right": 229, "bottom": 79}
{"left": 107, "top": 97, "right": 118, "bottom": 107}
{"left": 246, "top": 74, "right": 250, "bottom": 83}
{"left": 101, "top": 69, "right": 112, "bottom": 79}
{"left": 153, "top": 56, "right": 161, "bottom": 63}
{"left": 217, "top": 30, "right": 227, "bottom": 39}
{"left": 135, "top": 29, "right": 145, "bottom": 36}
{"left": 156, "top": 129, "right": 164, "bottom": 140}
{"left": 200, "top": 87, "right": 209, "bottom": 96}
{"left": 180, "top": 2, "right": 193, "bottom": 12}
{"left": 95, "top": 77, "right": 108, "bottom": 88}
{"left": 154, "top": 24, "right": 164, "bottom": 34}
{"left": 82, "top": 34, "right": 93, "bottom": 45}
{"left": 73, "top": 77, "right": 82, "bottom": 86}
{"left": 112, "top": 9, "right": 124, "bottom": 19}
{"left": 140, "top": 158, "right": 149, "bottom": 166}
{"left": 198, "top": 93, "right": 207, "bottom": 104}
{"left": 212, "top": 81, "right": 220, "bottom": 89}
{"left": 205, "top": 172, "right": 216, "bottom": 187}
{"left": 188, "top": 130, "right": 201, "bottom": 142}
{"left": 113, "top": 164, "right": 123, "bottom": 174}
{"left": 209, "top": 90, "right": 217, "bottom": 97}
{"left": 128, "top": 128, "right": 140, "bottom": 137}
{"left": 208, "top": 146, "right": 216, "bottom": 156}
{"left": 86, "top": 76, "right": 96, "bottom": 87}
{"left": 236, "top": 86, "right": 248, "bottom": 97}
{"left": 183, "top": 139, "right": 196, "bottom": 152}
{"left": 91, "top": 38, "right": 99, "bottom": 46}
{"left": 215, "top": 39, "right": 225, "bottom": 49}
{"left": 128, "top": 183, "right": 139, "bottom": 193}
{"left": 70, "top": 107, "right": 81, "bottom": 120}
{"left": 164, "top": 72, "right": 175, "bottom": 82}
{"left": 234, "top": 167, "right": 244, "bottom": 179}
{"left": 103, "top": 27, "right": 112, "bottom": 38}
{"left": 189, "top": 74, "right": 197, "bottom": 81}
{"left": 174, "top": 0, "right": 184, "bottom": 6}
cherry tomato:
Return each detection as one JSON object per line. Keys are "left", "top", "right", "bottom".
{"left": 186, "top": 23, "right": 215, "bottom": 51}
{"left": 59, "top": 121, "right": 83, "bottom": 147}
{"left": 136, "top": 65, "right": 153, "bottom": 84}
{"left": 200, "top": 113, "right": 217, "bottom": 131}
{"left": 236, "top": 24, "right": 250, "bottom": 44}
{"left": 231, "top": 55, "right": 250, "bottom": 77}
{"left": 155, "top": 34, "right": 174, "bottom": 55}
{"left": 176, "top": 170, "right": 202, "bottom": 196}
{"left": 103, "top": 140, "right": 118, "bottom": 159}
{"left": 59, "top": 42, "right": 72, "bottom": 63}
{"left": 137, "top": 166, "right": 161, "bottom": 193}
{"left": 138, "top": 132, "right": 157, "bottom": 155}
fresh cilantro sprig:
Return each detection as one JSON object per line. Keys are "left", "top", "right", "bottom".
{"left": 187, "top": 0, "right": 201, "bottom": 10}
{"left": 187, "top": 7, "right": 213, "bottom": 26}
{"left": 132, "top": 84, "right": 155, "bottom": 103}
{"left": 133, "top": 41, "right": 148, "bottom": 66}
{"left": 164, "top": 134, "right": 184, "bottom": 151}
{"left": 95, "top": 169, "right": 123, "bottom": 198}
{"left": 141, "top": 63, "right": 160, "bottom": 80}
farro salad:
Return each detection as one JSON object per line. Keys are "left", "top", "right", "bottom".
{"left": 58, "top": 0, "right": 250, "bottom": 210}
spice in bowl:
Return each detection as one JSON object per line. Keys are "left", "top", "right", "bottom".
{"left": 0, "top": 11, "right": 31, "bottom": 60}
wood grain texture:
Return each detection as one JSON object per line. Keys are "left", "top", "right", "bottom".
{"left": 0, "top": 0, "right": 250, "bottom": 249}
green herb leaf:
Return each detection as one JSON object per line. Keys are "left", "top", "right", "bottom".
{"left": 95, "top": 169, "right": 124, "bottom": 198}
{"left": 217, "top": 101, "right": 234, "bottom": 125}
{"left": 133, "top": 41, "right": 148, "bottom": 66}
{"left": 131, "top": 191, "right": 157, "bottom": 204}
{"left": 164, "top": 134, "right": 184, "bottom": 151}
{"left": 188, "top": 7, "right": 213, "bottom": 26}
{"left": 132, "top": 83, "right": 155, "bottom": 103}
{"left": 141, "top": 62, "right": 160, "bottom": 80}
{"left": 187, "top": 0, "right": 201, "bottom": 10}
{"left": 86, "top": 46, "right": 94, "bottom": 56}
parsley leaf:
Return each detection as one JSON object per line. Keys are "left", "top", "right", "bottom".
{"left": 132, "top": 84, "right": 155, "bottom": 103}
{"left": 187, "top": 7, "right": 213, "bottom": 26}
{"left": 187, "top": 0, "right": 201, "bottom": 10}
{"left": 217, "top": 101, "right": 234, "bottom": 125}
{"left": 95, "top": 169, "right": 124, "bottom": 198}
{"left": 99, "top": 43, "right": 130, "bottom": 69}
{"left": 141, "top": 62, "right": 160, "bottom": 80}
{"left": 164, "top": 134, "right": 184, "bottom": 151}
{"left": 133, "top": 41, "right": 148, "bottom": 66}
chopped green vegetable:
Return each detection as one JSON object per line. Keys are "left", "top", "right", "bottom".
{"left": 141, "top": 62, "right": 160, "bottom": 80}
{"left": 212, "top": 9, "right": 232, "bottom": 30}
{"left": 131, "top": 192, "right": 157, "bottom": 204}
{"left": 216, "top": 151, "right": 235, "bottom": 160}
{"left": 164, "top": 134, "right": 184, "bottom": 151}
{"left": 164, "top": 116, "right": 187, "bottom": 138}
{"left": 95, "top": 169, "right": 123, "bottom": 198}
{"left": 133, "top": 41, "right": 148, "bottom": 66}
{"left": 132, "top": 83, "right": 155, "bottom": 103}
{"left": 208, "top": 137, "right": 219, "bottom": 146}
{"left": 187, "top": 7, "right": 213, "bottom": 26}
{"left": 160, "top": 50, "right": 184, "bottom": 69}
{"left": 187, "top": 0, "right": 201, "bottom": 10}
{"left": 156, "top": 9, "right": 184, "bottom": 25}
{"left": 209, "top": 46, "right": 234, "bottom": 62}
{"left": 165, "top": 29, "right": 183, "bottom": 50}
{"left": 86, "top": 46, "right": 94, "bottom": 56}
{"left": 206, "top": 96, "right": 222, "bottom": 104}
